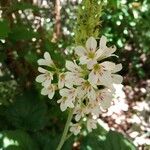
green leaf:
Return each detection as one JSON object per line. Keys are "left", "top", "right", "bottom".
{"left": 5, "top": 91, "right": 48, "bottom": 131}
{"left": 0, "top": 130, "right": 39, "bottom": 150}
{"left": 102, "top": 131, "right": 136, "bottom": 150}
{"left": 80, "top": 129, "right": 136, "bottom": 150}
{"left": 0, "top": 20, "right": 10, "bottom": 39}
{"left": 9, "top": 25, "right": 38, "bottom": 40}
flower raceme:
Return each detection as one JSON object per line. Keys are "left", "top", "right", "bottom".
{"left": 36, "top": 36, "right": 123, "bottom": 135}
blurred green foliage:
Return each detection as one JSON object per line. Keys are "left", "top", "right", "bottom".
{"left": 0, "top": 0, "right": 149, "bottom": 149}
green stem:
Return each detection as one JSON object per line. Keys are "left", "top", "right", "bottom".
{"left": 65, "top": 133, "right": 73, "bottom": 141}
{"left": 56, "top": 109, "right": 74, "bottom": 150}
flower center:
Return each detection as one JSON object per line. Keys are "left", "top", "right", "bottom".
{"left": 83, "top": 81, "right": 91, "bottom": 90}
{"left": 45, "top": 72, "right": 51, "bottom": 80}
{"left": 48, "top": 85, "right": 52, "bottom": 91}
{"left": 63, "top": 96, "right": 67, "bottom": 101}
{"left": 93, "top": 64, "right": 100, "bottom": 70}
{"left": 88, "top": 51, "right": 95, "bottom": 59}
{"left": 60, "top": 73, "right": 65, "bottom": 81}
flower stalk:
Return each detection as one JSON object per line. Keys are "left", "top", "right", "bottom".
{"left": 56, "top": 108, "right": 74, "bottom": 150}
{"left": 74, "top": 0, "right": 102, "bottom": 45}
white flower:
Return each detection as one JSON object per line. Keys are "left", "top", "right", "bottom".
{"left": 87, "top": 101, "right": 101, "bottom": 117}
{"left": 87, "top": 89, "right": 113, "bottom": 115}
{"left": 111, "top": 63, "right": 123, "bottom": 84}
{"left": 76, "top": 81, "right": 97, "bottom": 101}
{"left": 65, "top": 61, "right": 85, "bottom": 87}
{"left": 57, "top": 96, "right": 74, "bottom": 111}
{"left": 41, "top": 84, "right": 55, "bottom": 99}
{"left": 58, "top": 73, "right": 65, "bottom": 89}
{"left": 88, "top": 61, "right": 116, "bottom": 87}
{"left": 74, "top": 105, "right": 88, "bottom": 121}
{"left": 57, "top": 88, "right": 77, "bottom": 111}
{"left": 60, "top": 88, "right": 77, "bottom": 101}
{"left": 75, "top": 36, "right": 117, "bottom": 69}
{"left": 70, "top": 123, "right": 81, "bottom": 135}
{"left": 96, "top": 89, "right": 113, "bottom": 110}
{"left": 98, "top": 35, "right": 117, "bottom": 60}
{"left": 36, "top": 67, "right": 53, "bottom": 87}
{"left": 37, "top": 52, "right": 54, "bottom": 67}
{"left": 36, "top": 35, "right": 123, "bottom": 134}
{"left": 75, "top": 37, "right": 101, "bottom": 69}
{"left": 87, "top": 118, "right": 97, "bottom": 132}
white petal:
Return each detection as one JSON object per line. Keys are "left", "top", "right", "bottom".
{"left": 79, "top": 56, "right": 88, "bottom": 64}
{"left": 75, "top": 114, "right": 81, "bottom": 122}
{"left": 65, "top": 73, "right": 75, "bottom": 88}
{"left": 87, "top": 59, "right": 97, "bottom": 69}
{"left": 74, "top": 77, "right": 85, "bottom": 86}
{"left": 68, "top": 101, "right": 74, "bottom": 108}
{"left": 58, "top": 79, "right": 64, "bottom": 89}
{"left": 112, "top": 63, "right": 122, "bottom": 73}
{"left": 87, "top": 119, "right": 97, "bottom": 132}
{"left": 100, "top": 90, "right": 112, "bottom": 102}
{"left": 59, "top": 88, "right": 69, "bottom": 97}
{"left": 77, "top": 86, "right": 86, "bottom": 99}
{"left": 109, "top": 84, "right": 116, "bottom": 93}
{"left": 58, "top": 73, "right": 65, "bottom": 89}
{"left": 86, "top": 37, "right": 97, "bottom": 51}
{"left": 109, "top": 45, "right": 116, "bottom": 54}
{"left": 95, "top": 48, "right": 104, "bottom": 59}
{"left": 88, "top": 87, "right": 96, "bottom": 101}
{"left": 37, "top": 59, "right": 47, "bottom": 66}
{"left": 38, "top": 52, "right": 54, "bottom": 67}
{"left": 42, "top": 80, "right": 52, "bottom": 87}
{"left": 88, "top": 71, "right": 98, "bottom": 85}
{"left": 98, "top": 71, "right": 112, "bottom": 87}
{"left": 99, "top": 35, "right": 107, "bottom": 50}
{"left": 65, "top": 80, "right": 74, "bottom": 88}
{"left": 101, "top": 61, "right": 116, "bottom": 71}
{"left": 60, "top": 102, "right": 67, "bottom": 111}
{"left": 112, "top": 74, "right": 123, "bottom": 84}
{"left": 38, "top": 67, "right": 47, "bottom": 73}
{"left": 66, "top": 61, "right": 77, "bottom": 72}
{"left": 36, "top": 74, "right": 45, "bottom": 83}
{"left": 70, "top": 124, "right": 81, "bottom": 135}
{"left": 41, "top": 88, "right": 49, "bottom": 95}
{"left": 100, "top": 99, "right": 111, "bottom": 109}
{"left": 48, "top": 90, "right": 55, "bottom": 99}
{"left": 44, "top": 52, "right": 53, "bottom": 64}
{"left": 65, "top": 72, "right": 75, "bottom": 81}
{"left": 57, "top": 98, "right": 62, "bottom": 104}
{"left": 75, "top": 46, "right": 87, "bottom": 57}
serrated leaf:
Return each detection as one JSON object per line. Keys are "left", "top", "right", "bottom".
{"left": 0, "top": 130, "right": 39, "bottom": 150}
{"left": 5, "top": 91, "right": 48, "bottom": 131}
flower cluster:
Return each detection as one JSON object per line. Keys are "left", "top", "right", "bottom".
{"left": 36, "top": 36, "right": 123, "bottom": 135}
